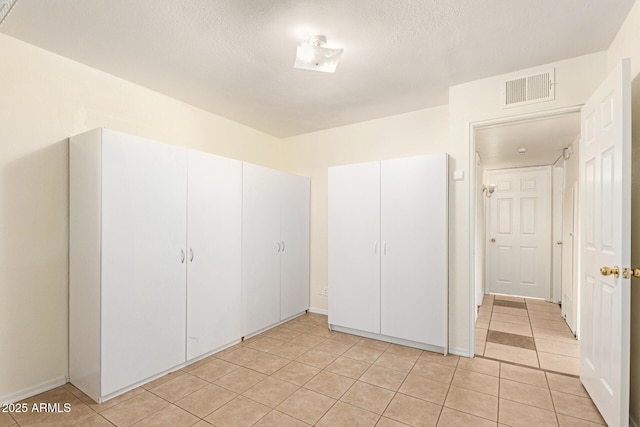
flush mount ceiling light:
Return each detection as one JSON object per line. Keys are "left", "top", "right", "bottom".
{"left": 517, "top": 147, "right": 528, "bottom": 155}
{"left": 294, "top": 35, "right": 343, "bottom": 73}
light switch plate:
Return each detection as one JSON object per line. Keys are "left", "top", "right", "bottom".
{"left": 453, "top": 169, "right": 465, "bottom": 181}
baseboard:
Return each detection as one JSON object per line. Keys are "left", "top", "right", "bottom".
{"left": 0, "top": 376, "right": 67, "bottom": 405}
{"left": 448, "top": 346, "right": 472, "bottom": 358}
{"left": 308, "top": 307, "right": 328, "bottom": 316}
{"left": 330, "top": 324, "right": 445, "bottom": 353}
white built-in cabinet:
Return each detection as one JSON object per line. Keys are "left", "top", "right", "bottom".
{"left": 70, "top": 129, "right": 308, "bottom": 403}
{"left": 242, "top": 163, "right": 310, "bottom": 337}
{"left": 328, "top": 154, "right": 448, "bottom": 352}
{"left": 186, "top": 150, "right": 242, "bottom": 361}
{"left": 70, "top": 129, "right": 190, "bottom": 402}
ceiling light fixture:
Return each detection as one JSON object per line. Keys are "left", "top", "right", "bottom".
{"left": 517, "top": 147, "right": 528, "bottom": 155}
{"left": 294, "top": 35, "right": 343, "bottom": 73}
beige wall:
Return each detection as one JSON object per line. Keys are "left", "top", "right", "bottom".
{"left": 608, "top": 1, "right": 640, "bottom": 423}
{"left": 0, "top": 33, "right": 281, "bottom": 403}
{"left": 281, "top": 52, "right": 607, "bottom": 357}
{"left": 447, "top": 51, "right": 607, "bottom": 355}
{"left": 280, "top": 106, "right": 450, "bottom": 312}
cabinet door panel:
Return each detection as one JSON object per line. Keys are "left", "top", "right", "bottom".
{"left": 380, "top": 154, "right": 448, "bottom": 347}
{"left": 242, "top": 163, "right": 282, "bottom": 335}
{"left": 101, "top": 131, "right": 187, "bottom": 395}
{"left": 328, "top": 162, "right": 381, "bottom": 334}
{"left": 280, "top": 173, "right": 310, "bottom": 320}
{"left": 187, "top": 151, "right": 242, "bottom": 360}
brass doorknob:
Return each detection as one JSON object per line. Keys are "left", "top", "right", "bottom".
{"left": 491, "top": 238, "right": 496, "bottom": 243}
{"left": 600, "top": 266, "right": 620, "bottom": 278}
{"left": 625, "top": 267, "right": 640, "bottom": 278}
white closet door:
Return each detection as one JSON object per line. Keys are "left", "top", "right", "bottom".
{"left": 186, "top": 151, "right": 242, "bottom": 360}
{"left": 242, "top": 163, "right": 282, "bottom": 336}
{"left": 380, "top": 154, "right": 448, "bottom": 347}
{"left": 101, "top": 131, "right": 187, "bottom": 395}
{"left": 328, "top": 162, "right": 381, "bottom": 334}
{"left": 280, "top": 173, "right": 310, "bottom": 320}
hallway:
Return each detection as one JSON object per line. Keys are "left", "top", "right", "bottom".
{"left": 475, "top": 294, "right": 579, "bottom": 376}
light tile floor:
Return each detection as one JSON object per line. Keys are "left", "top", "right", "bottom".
{"left": 475, "top": 294, "right": 581, "bottom": 376}
{"left": 3, "top": 312, "right": 604, "bottom": 426}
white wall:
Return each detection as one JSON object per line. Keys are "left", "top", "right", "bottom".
{"left": 448, "top": 52, "right": 608, "bottom": 355}
{"left": 0, "top": 33, "right": 281, "bottom": 403}
{"left": 280, "top": 106, "right": 449, "bottom": 312}
{"left": 607, "top": 1, "right": 640, "bottom": 423}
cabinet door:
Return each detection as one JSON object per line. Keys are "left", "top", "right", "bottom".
{"left": 242, "top": 163, "right": 282, "bottom": 336}
{"left": 380, "top": 154, "right": 448, "bottom": 347}
{"left": 280, "top": 173, "right": 310, "bottom": 320}
{"left": 101, "top": 130, "right": 187, "bottom": 395}
{"left": 186, "top": 151, "right": 242, "bottom": 360}
{"left": 328, "top": 162, "right": 381, "bottom": 334}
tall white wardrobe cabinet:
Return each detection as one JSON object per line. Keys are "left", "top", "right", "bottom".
{"left": 328, "top": 154, "right": 448, "bottom": 352}
{"left": 70, "top": 129, "right": 243, "bottom": 402}
{"left": 242, "top": 163, "right": 310, "bottom": 336}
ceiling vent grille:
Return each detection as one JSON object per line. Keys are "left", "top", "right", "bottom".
{"left": 501, "top": 69, "right": 555, "bottom": 109}
{"left": 0, "top": 0, "right": 18, "bottom": 26}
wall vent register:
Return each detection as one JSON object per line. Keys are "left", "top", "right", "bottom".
{"left": 501, "top": 68, "right": 555, "bottom": 108}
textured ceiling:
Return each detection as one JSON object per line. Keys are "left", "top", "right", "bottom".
{"left": 0, "top": 0, "right": 635, "bottom": 137}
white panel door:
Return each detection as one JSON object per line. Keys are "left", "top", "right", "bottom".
{"left": 280, "top": 173, "right": 310, "bottom": 320}
{"left": 101, "top": 131, "right": 187, "bottom": 395}
{"left": 552, "top": 161, "right": 564, "bottom": 303}
{"left": 579, "top": 59, "right": 630, "bottom": 427}
{"left": 328, "top": 162, "right": 381, "bottom": 334}
{"left": 380, "top": 154, "right": 448, "bottom": 347}
{"left": 487, "top": 167, "right": 551, "bottom": 299}
{"left": 242, "top": 163, "right": 282, "bottom": 336}
{"left": 562, "top": 183, "right": 579, "bottom": 334}
{"left": 186, "top": 151, "right": 242, "bottom": 360}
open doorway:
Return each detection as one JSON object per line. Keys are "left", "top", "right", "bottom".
{"left": 471, "top": 110, "right": 581, "bottom": 374}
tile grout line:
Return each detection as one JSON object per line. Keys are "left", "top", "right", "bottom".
{"left": 544, "top": 368, "right": 562, "bottom": 427}
{"left": 497, "top": 360, "right": 502, "bottom": 424}
{"left": 527, "top": 301, "right": 543, "bottom": 370}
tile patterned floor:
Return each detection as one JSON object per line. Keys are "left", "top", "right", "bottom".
{"left": 2, "top": 312, "right": 604, "bottom": 426}
{"left": 475, "top": 294, "right": 581, "bottom": 376}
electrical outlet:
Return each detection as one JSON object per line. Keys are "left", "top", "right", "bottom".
{"left": 322, "top": 287, "right": 328, "bottom": 296}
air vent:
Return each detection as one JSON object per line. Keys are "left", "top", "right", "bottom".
{"left": 501, "top": 69, "right": 555, "bottom": 108}
{"left": 0, "top": 0, "right": 18, "bottom": 26}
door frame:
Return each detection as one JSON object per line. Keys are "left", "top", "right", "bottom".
{"left": 467, "top": 105, "right": 582, "bottom": 357}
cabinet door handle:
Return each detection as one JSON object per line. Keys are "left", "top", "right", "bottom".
{"left": 384, "top": 242, "right": 387, "bottom": 255}
{"left": 190, "top": 248, "right": 194, "bottom": 262}
{"left": 277, "top": 242, "right": 281, "bottom": 253}
{"left": 180, "top": 249, "right": 185, "bottom": 264}
{"left": 374, "top": 241, "right": 378, "bottom": 254}
{"left": 282, "top": 241, "right": 285, "bottom": 252}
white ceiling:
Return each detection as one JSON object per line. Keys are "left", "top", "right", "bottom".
{"left": 476, "top": 112, "right": 581, "bottom": 170}
{"left": 0, "top": 0, "right": 634, "bottom": 138}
